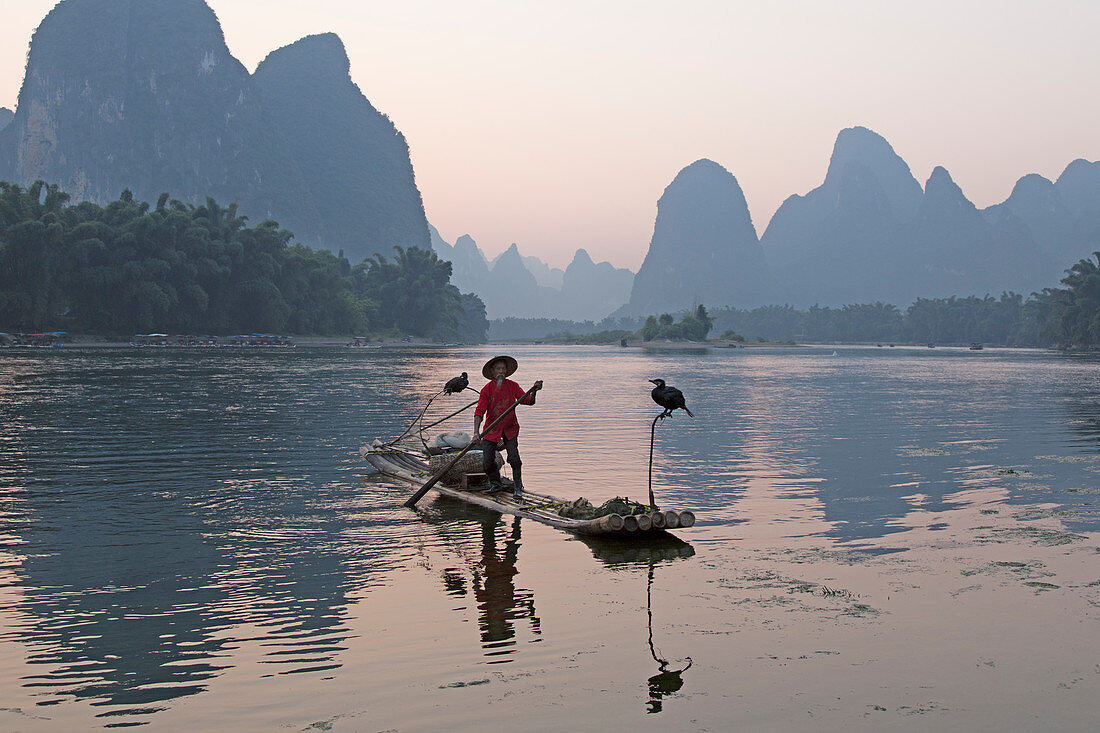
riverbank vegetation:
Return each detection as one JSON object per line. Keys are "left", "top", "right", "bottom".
{"left": 0, "top": 181, "right": 487, "bottom": 341}
{"left": 491, "top": 260, "right": 1100, "bottom": 349}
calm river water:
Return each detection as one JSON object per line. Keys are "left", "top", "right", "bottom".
{"left": 0, "top": 345, "right": 1097, "bottom": 730}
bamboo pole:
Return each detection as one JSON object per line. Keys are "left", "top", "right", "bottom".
{"left": 419, "top": 397, "right": 480, "bottom": 434}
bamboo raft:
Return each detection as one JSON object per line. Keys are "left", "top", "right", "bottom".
{"left": 361, "top": 446, "right": 695, "bottom": 536}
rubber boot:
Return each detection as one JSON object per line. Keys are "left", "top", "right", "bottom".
{"left": 511, "top": 464, "right": 523, "bottom": 498}
{"left": 484, "top": 466, "right": 503, "bottom": 494}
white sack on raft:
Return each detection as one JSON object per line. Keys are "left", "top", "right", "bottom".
{"left": 430, "top": 431, "right": 472, "bottom": 450}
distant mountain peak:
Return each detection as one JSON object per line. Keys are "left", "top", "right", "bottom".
{"left": 620, "top": 157, "right": 770, "bottom": 315}
{"left": 919, "top": 165, "right": 977, "bottom": 221}
{"left": 923, "top": 166, "right": 968, "bottom": 203}
{"left": 1055, "top": 158, "right": 1100, "bottom": 215}
{"left": 257, "top": 32, "right": 350, "bottom": 79}
{"left": 571, "top": 248, "right": 594, "bottom": 266}
{"left": 1009, "top": 173, "right": 1055, "bottom": 198}
{"left": 823, "top": 125, "right": 923, "bottom": 220}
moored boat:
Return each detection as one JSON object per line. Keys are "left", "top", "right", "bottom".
{"left": 361, "top": 445, "right": 695, "bottom": 537}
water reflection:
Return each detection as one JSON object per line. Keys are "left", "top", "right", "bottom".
{"left": 645, "top": 563, "right": 692, "bottom": 714}
{"left": 577, "top": 533, "right": 695, "bottom": 713}
{"left": 418, "top": 498, "right": 541, "bottom": 663}
{"left": 1, "top": 345, "right": 1098, "bottom": 727}
{"left": 0, "top": 348, "right": 425, "bottom": 722}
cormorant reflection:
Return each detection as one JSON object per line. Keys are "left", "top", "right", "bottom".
{"left": 644, "top": 562, "right": 691, "bottom": 713}
{"left": 578, "top": 533, "right": 694, "bottom": 714}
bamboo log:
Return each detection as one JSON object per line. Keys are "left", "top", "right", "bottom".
{"left": 677, "top": 510, "right": 696, "bottom": 528}
{"left": 636, "top": 514, "right": 653, "bottom": 531}
{"left": 650, "top": 512, "right": 666, "bottom": 529}
{"left": 623, "top": 515, "right": 639, "bottom": 532}
{"left": 664, "top": 511, "right": 680, "bottom": 529}
{"left": 588, "top": 513, "right": 625, "bottom": 532}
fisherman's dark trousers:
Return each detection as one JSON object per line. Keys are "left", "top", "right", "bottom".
{"left": 481, "top": 435, "right": 520, "bottom": 482}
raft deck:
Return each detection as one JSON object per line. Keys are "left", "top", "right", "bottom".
{"left": 361, "top": 446, "right": 695, "bottom": 536}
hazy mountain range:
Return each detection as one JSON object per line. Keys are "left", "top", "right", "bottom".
{"left": 1, "top": 2, "right": 1096, "bottom": 322}
{"left": 614, "top": 127, "right": 1100, "bottom": 315}
{"left": 428, "top": 226, "right": 633, "bottom": 320}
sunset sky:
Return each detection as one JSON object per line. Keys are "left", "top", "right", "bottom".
{"left": 2, "top": 0, "right": 1098, "bottom": 270}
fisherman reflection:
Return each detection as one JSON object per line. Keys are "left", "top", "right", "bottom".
{"left": 473, "top": 516, "right": 540, "bottom": 658}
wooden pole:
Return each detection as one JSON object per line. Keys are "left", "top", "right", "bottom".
{"left": 403, "top": 384, "right": 538, "bottom": 508}
{"left": 648, "top": 412, "right": 663, "bottom": 510}
{"left": 418, "top": 397, "right": 479, "bottom": 434}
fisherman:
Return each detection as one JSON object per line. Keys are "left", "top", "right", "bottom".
{"left": 474, "top": 355, "right": 542, "bottom": 497}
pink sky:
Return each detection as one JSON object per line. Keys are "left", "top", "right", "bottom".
{"left": 2, "top": 1, "right": 1098, "bottom": 270}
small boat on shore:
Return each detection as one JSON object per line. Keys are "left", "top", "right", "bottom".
{"left": 361, "top": 446, "right": 695, "bottom": 536}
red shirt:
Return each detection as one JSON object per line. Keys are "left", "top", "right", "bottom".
{"left": 475, "top": 378, "right": 534, "bottom": 441}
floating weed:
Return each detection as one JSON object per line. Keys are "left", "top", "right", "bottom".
{"left": 843, "top": 603, "right": 880, "bottom": 618}
{"left": 950, "top": 584, "right": 982, "bottom": 597}
{"left": 980, "top": 509, "right": 999, "bottom": 514}
{"left": 439, "top": 679, "right": 491, "bottom": 689}
{"left": 1065, "top": 486, "right": 1100, "bottom": 494}
{"left": 1035, "top": 454, "right": 1098, "bottom": 463}
{"left": 1013, "top": 508, "right": 1078, "bottom": 521}
{"left": 820, "top": 585, "right": 853, "bottom": 598}
{"left": 962, "top": 561, "right": 1045, "bottom": 578}
{"left": 987, "top": 526, "right": 1086, "bottom": 546}
{"left": 788, "top": 583, "right": 818, "bottom": 595}
{"left": 1023, "top": 582, "right": 1060, "bottom": 592}
{"left": 966, "top": 466, "right": 1038, "bottom": 481}
{"left": 900, "top": 446, "right": 948, "bottom": 457}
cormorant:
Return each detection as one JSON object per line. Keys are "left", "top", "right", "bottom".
{"left": 444, "top": 372, "right": 469, "bottom": 395}
{"left": 649, "top": 379, "right": 694, "bottom": 417}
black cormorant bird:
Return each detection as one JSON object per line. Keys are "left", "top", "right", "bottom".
{"left": 444, "top": 372, "right": 469, "bottom": 395}
{"left": 649, "top": 379, "right": 693, "bottom": 417}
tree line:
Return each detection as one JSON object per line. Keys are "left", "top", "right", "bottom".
{"left": 493, "top": 258, "right": 1100, "bottom": 349}
{"left": 0, "top": 181, "right": 487, "bottom": 341}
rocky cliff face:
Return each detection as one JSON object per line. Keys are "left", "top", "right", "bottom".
{"left": 0, "top": 0, "right": 428, "bottom": 263}
{"left": 253, "top": 33, "right": 429, "bottom": 262}
{"left": 904, "top": 166, "right": 1051, "bottom": 299}
{"left": 0, "top": 0, "right": 310, "bottom": 226}
{"left": 983, "top": 161, "right": 1100, "bottom": 273}
{"left": 760, "top": 127, "right": 924, "bottom": 305}
{"left": 0, "top": 108, "right": 12, "bottom": 132}
{"left": 622, "top": 159, "right": 771, "bottom": 315}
